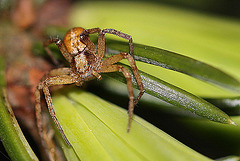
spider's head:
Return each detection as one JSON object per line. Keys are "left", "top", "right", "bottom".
{"left": 64, "top": 27, "right": 87, "bottom": 55}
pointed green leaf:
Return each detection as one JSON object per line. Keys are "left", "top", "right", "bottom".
{"left": 53, "top": 89, "right": 211, "bottom": 161}
{"left": 104, "top": 65, "right": 235, "bottom": 125}
{"left": 54, "top": 124, "right": 81, "bottom": 161}
{"left": 106, "top": 40, "right": 240, "bottom": 92}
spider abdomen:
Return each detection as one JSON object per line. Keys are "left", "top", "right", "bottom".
{"left": 64, "top": 27, "right": 86, "bottom": 54}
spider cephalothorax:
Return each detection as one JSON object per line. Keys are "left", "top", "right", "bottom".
{"left": 35, "top": 27, "right": 145, "bottom": 147}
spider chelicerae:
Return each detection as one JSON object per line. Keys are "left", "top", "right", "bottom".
{"left": 35, "top": 27, "right": 145, "bottom": 146}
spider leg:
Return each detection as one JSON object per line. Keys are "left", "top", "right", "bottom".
{"left": 35, "top": 88, "right": 56, "bottom": 161}
{"left": 43, "top": 38, "right": 72, "bottom": 63}
{"left": 97, "top": 65, "right": 135, "bottom": 132}
{"left": 35, "top": 69, "right": 74, "bottom": 147}
{"left": 40, "top": 68, "right": 72, "bottom": 81}
{"left": 102, "top": 52, "right": 145, "bottom": 105}
{"left": 80, "top": 28, "right": 101, "bottom": 54}
{"left": 97, "top": 29, "right": 134, "bottom": 62}
{"left": 81, "top": 27, "right": 101, "bottom": 35}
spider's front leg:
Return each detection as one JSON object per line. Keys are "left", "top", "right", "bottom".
{"left": 102, "top": 52, "right": 145, "bottom": 105}
{"left": 35, "top": 69, "right": 75, "bottom": 147}
{"left": 97, "top": 64, "right": 135, "bottom": 132}
{"left": 43, "top": 38, "right": 72, "bottom": 64}
{"left": 97, "top": 29, "right": 134, "bottom": 61}
{"left": 80, "top": 28, "right": 101, "bottom": 54}
{"left": 98, "top": 51, "right": 145, "bottom": 131}
{"left": 95, "top": 28, "right": 145, "bottom": 102}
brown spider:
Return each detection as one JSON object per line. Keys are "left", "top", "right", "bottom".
{"left": 35, "top": 27, "right": 145, "bottom": 146}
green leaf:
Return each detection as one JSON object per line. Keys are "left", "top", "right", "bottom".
{"left": 53, "top": 89, "right": 211, "bottom": 161}
{"left": 106, "top": 40, "right": 240, "bottom": 92}
{"left": 104, "top": 65, "right": 235, "bottom": 125}
{"left": 54, "top": 125, "right": 80, "bottom": 161}
{"left": 0, "top": 56, "right": 38, "bottom": 161}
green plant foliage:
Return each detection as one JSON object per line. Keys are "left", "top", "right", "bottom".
{"left": 107, "top": 40, "right": 240, "bottom": 92}
{"left": 53, "top": 89, "right": 211, "bottom": 161}
{"left": 105, "top": 66, "right": 235, "bottom": 125}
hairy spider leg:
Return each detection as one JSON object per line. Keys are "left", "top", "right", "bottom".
{"left": 79, "top": 28, "right": 133, "bottom": 61}
{"left": 97, "top": 64, "right": 134, "bottom": 132}
{"left": 43, "top": 38, "right": 72, "bottom": 63}
{"left": 40, "top": 68, "right": 72, "bottom": 81}
{"left": 80, "top": 28, "right": 101, "bottom": 54}
{"left": 93, "top": 28, "right": 145, "bottom": 102}
{"left": 99, "top": 52, "right": 145, "bottom": 131}
{"left": 80, "top": 28, "right": 145, "bottom": 131}
{"left": 97, "top": 29, "right": 134, "bottom": 60}
{"left": 35, "top": 89, "right": 58, "bottom": 161}
{"left": 35, "top": 69, "right": 74, "bottom": 147}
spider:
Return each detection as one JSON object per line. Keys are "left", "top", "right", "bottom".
{"left": 35, "top": 27, "right": 145, "bottom": 146}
